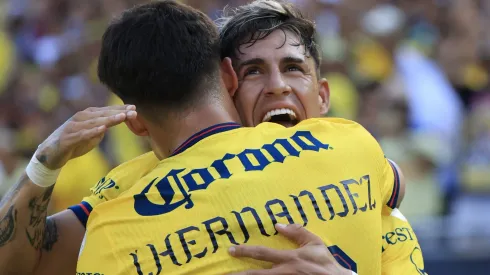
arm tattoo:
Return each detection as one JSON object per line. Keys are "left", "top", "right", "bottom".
{"left": 37, "top": 154, "right": 48, "bottom": 165}
{"left": 0, "top": 172, "right": 58, "bottom": 253}
{"left": 25, "top": 186, "right": 54, "bottom": 250}
{"left": 42, "top": 218, "right": 58, "bottom": 251}
{"left": 0, "top": 175, "right": 25, "bottom": 209}
{"left": 0, "top": 175, "right": 26, "bottom": 247}
{"left": 0, "top": 205, "right": 17, "bottom": 247}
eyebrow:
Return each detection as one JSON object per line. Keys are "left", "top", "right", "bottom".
{"left": 237, "top": 56, "right": 306, "bottom": 71}
{"left": 281, "top": 56, "right": 305, "bottom": 65}
{"left": 237, "top": 58, "right": 265, "bottom": 72}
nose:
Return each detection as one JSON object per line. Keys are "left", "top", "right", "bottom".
{"left": 264, "top": 70, "right": 292, "bottom": 96}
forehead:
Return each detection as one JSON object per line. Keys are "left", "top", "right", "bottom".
{"left": 235, "top": 29, "right": 307, "bottom": 62}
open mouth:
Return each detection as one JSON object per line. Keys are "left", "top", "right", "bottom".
{"left": 262, "top": 108, "right": 299, "bottom": 127}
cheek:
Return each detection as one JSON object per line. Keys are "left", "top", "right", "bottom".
{"left": 234, "top": 84, "right": 259, "bottom": 122}
{"left": 290, "top": 81, "right": 320, "bottom": 117}
{"left": 302, "top": 96, "right": 320, "bottom": 117}
{"left": 233, "top": 95, "right": 247, "bottom": 115}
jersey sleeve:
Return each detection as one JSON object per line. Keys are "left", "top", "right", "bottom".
{"left": 67, "top": 151, "right": 160, "bottom": 227}
{"left": 77, "top": 213, "right": 119, "bottom": 274}
{"left": 361, "top": 129, "right": 400, "bottom": 210}
{"left": 380, "top": 158, "right": 401, "bottom": 209}
{"left": 381, "top": 209, "right": 427, "bottom": 275}
{"left": 68, "top": 176, "right": 116, "bottom": 227}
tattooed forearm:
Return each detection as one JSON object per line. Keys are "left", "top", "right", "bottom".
{"left": 25, "top": 186, "right": 54, "bottom": 250}
{"left": 0, "top": 169, "right": 59, "bottom": 273}
{"left": 0, "top": 205, "right": 17, "bottom": 247}
{"left": 27, "top": 186, "right": 53, "bottom": 227}
{"left": 0, "top": 175, "right": 26, "bottom": 209}
{"left": 0, "top": 174, "right": 29, "bottom": 248}
{"left": 42, "top": 218, "right": 58, "bottom": 251}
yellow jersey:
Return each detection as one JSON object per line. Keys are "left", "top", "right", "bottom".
{"left": 51, "top": 147, "right": 109, "bottom": 214}
{"left": 382, "top": 209, "right": 427, "bottom": 275}
{"left": 68, "top": 151, "right": 158, "bottom": 226}
{"left": 76, "top": 118, "right": 401, "bottom": 275}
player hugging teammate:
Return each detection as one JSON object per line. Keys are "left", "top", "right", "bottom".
{"left": 0, "top": 1, "right": 426, "bottom": 275}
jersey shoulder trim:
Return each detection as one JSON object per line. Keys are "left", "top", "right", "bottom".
{"left": 68, "top": 201, "right": 93, "bottom": 227}
{"left": 171, "top": 122, "right": 241, "bottom": 156}
{"left": 386, "top": 159, "right": 401, "bottom": 209}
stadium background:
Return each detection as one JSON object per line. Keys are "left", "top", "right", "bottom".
{"left": 0, "top": 0, "right": 489, "bottom": 273}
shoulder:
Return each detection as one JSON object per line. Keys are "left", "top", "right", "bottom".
{"left": 301, "top": 117, "right": 380, "bottom": 146}
{"left": 301, "top": 117, "right": 372, "bottom": 135}
{"left": 382, "top": 209, "right": 419, "bottom": 252}
{"left": 381, "top": 210, "right": 425, "bottom": 273}
{"left": 117, "top": 151, "right": 159, "bottom": 168}
{"left": 91, "top": 152, "right": 160, "bottom": 200}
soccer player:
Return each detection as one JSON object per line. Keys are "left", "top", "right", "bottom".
{"left": 0, "top": 1, "right": 423, "bottom": 275}
{"left": 73, "top": 1, "right": 398, "bottom": 274}
{"left": 218, "top": 2, "right": 424, "bottom": 274}
{"left": 78, "top": 2, "right": 422, "bottom": 274}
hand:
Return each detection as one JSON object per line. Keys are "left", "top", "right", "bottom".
{"left": 228, "top": 224, "right": 352, "bottom": 275}
{"left": 36, "top": 105, "right": 137, "bottom": 170}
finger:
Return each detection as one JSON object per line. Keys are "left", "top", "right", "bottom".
{"left": 70, "top": 126, "right": 106, "bottom": 142}
{"left": 229, "top": 245, "right": 294, "bottom": 264}
{"left": 72, "top": 106, "right": 135, "bottom": 121}
{"left": 228, "top": 270, "right": 277, "bottom": 275}
{"left": 85, "top": 105, "right": 135, "bottom": 112}
{"left": 80, "top": 109, "right": 135, "bottom": 120}
{"left": 228, "top": 266, "right": 290, "bottom": 275}
{"left": 275, "top": 224, "right": 324, "bottom": 247}
{"left": 86, "top": 132, "right": 106, "bottom": 148}
{"left": 126, "top": 110, "right": 137, "bottom": 120}
{"left": 73, "top": 113, "right": 128, "bottom": 132}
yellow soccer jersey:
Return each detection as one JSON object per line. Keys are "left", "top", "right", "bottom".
{"left": 382, "top": 209, "right": 427, "bottom": 275}
{"left": 68, "top": 151, "right": 159, "bottom": 226}
{"left": 52, "top": 147, "right": 110, "bottom": 214}
{"left": 77, "top": 119, "right": 400, "bottom": 275}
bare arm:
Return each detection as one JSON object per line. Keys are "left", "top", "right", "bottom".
{"left": 0, "top": 173, "right": 58, "bottom": 274}
{"left": 0, "top": 179, "right": 84, "bottom": 274}
{"left": 36, "top": 210, "right": 85, "bottom": 275}
{"left": 0, "top": 105, "right": 137, "bottom": 275}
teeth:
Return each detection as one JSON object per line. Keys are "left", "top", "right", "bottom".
{"left": 262, "top": 108, "right": 297, "bottom": 122}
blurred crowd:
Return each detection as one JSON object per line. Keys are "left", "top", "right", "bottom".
{"left": 0, "top": 0, "right": 489, "bottom": 252}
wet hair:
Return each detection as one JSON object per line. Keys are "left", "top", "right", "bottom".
{"left": 218, "top": 0, "right": 321, "bottom": 73}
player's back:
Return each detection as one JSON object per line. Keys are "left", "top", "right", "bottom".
{"left": 77, "top": 118, "right": 397, "bottom": 275}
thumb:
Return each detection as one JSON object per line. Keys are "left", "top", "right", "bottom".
{"left": 275, "top": 223, "right": 324, "bottom": 247}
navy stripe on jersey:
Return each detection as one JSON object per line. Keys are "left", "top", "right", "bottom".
{"left": 171, "top": 122, "right": 241, "bottom": 156}
{"left": 386, "top": 159, "right": 400, "bottom": 209}
{"left": 68, "top": 201, "right": 93, "bottom": 228}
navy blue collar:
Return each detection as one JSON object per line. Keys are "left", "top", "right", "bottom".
{"left": 171, "top": 122, "right": 241, "bottom": 156}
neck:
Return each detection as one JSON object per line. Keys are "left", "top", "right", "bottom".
{"left": 148, "top": 97, "right": 241, "bottom": 159}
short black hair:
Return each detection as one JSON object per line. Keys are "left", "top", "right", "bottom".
{"left": 98, "top": 0, "right": 221, "bottom": 118}
{"left": 218, "top": 0, "right": 321, "bottom": 73}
